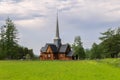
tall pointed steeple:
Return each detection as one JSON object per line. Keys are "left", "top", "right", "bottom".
{"left": 56, "top": 13, "right": 60, "bottom": 39}
{"left": 54, "top": 11, "right": 61, "bottom": 48}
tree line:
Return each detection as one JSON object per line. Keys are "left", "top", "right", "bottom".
{"left": 0, "top": 18, "right": 34, "bottom": 60}
{"left": 72, "top": 28, "right": 120, "bottom": 60}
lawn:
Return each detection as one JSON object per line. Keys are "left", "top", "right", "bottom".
{"left": 0, "top": 59, "right": 120, "bottom": 80}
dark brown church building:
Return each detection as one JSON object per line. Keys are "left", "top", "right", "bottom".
{"left": 40, "top": 16, "right": 73, "bottom": 60}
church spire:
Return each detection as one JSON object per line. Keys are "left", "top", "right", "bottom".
{"left": 56, "top": 12, "right": 60, "bottom": 39}
{"left": 54, "top": 11, "right": 61, "bottom": 48}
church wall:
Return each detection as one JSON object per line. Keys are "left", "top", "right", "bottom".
{"left": 58, "top": 53, "right": 65, "bottom": 60}
{"left": 65, "top": 56, "right": 72, "bottom": 60}
{"left": 40, "top": 52, "right": 73, "bottom": 60}
{"left": 58, "top": 53, "right": 72, "bottom": 60}
{"left": 40, "top": 53, "right": 54, "bottom": 60}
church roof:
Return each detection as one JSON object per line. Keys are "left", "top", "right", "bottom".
{"left": 41, "top": 43, "right": 74, "bottom": 56}
{"left": 48, "top": 44, "right": 57, "bottom": 52}
{"left": 41, "top": 43, "right": 49, "bottom": 52}
{"left": 41, "top": 43, "right": 57, "bottom": 53}
{"left": 59, "top": 44, "right": 69, "bottom": 53}
{"left": 41, "top": 47, "right": 46, "bottom": 52}
{"left": 67, "top": 51, "right": 74, "bottom": 57}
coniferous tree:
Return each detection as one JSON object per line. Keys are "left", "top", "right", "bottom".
{"left": 90, "top": 43, "right": 103, "bottom": 59}
{"left": 0, "top": 25, "right": 6, "bottom": 59}
{"left": 99, "top": 28, "right": 120, "bottom": 58}
{"left": 72, "top": 36, "right": 85, "bottom": 59}
{"left": 4, "top": 18, "right": 18, "bottom": 59}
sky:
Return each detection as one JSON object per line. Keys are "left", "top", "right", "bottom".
{"left": 0, "top": 0, "right": 120, "bottom": 55}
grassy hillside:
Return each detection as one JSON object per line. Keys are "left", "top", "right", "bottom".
{"left": 0, "top": 59, "right": 120, "bottom": 80}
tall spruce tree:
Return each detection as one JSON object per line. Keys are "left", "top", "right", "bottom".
{"left": 4, "top": 18, "right": 18, "bottom": 59}
{"left": 1, "top": 18, "right": 18, "bottom": 59}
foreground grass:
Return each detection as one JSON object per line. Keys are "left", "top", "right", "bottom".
{"left": 0, "top": 59, "right": 120, "bottom": 80}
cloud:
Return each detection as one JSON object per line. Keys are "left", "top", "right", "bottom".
{"left": 0, "top": 0, "right": 48, "bottom": 17}
{"left": 61, "top": 0, "right": 120, "bottom": 22}
{"left": 15, "top": 17, "right": 46, "bottom": 29}
{"left": 1, "top": 0, "right": 120, "bottom": 55}
{"left": 1, "top": 0, "right": 120, "bottom": 23}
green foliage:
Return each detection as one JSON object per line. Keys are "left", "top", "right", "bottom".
{"left": 85, "top": 49, "right": 91, "bottom": 59}
{"left": 0, "top": 59, "right": 120, "bottom": 80}
{"left": 90, "top": 43, "right": 104, "bottom": 59}
{"left": 0, "top": 18, "right": 34, "bottom": 59}
{"left": 84, "top": 27, "right": 120, "bottom": 59}
{"left": 5, "top": 18, "right": 18, "bottom": 59}
{"left": 72, "top": 36, "right": 85, "bottom": 59}
{"left": 0, "top": 25, "right": 6, "bottom": 59}
{"left": 0, "top": 18, "right": 18, "bottom": 59}
{"left": 99, "top": 28, "right": 120, "bottom": 58}
{"left": 99, "top": 28, "right": 114, "bottom": 41}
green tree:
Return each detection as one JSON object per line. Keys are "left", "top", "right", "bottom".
{"left": 99, "top": 28, "right": 114, "bottom": 41}
{"left": 99, "top": 28, "right": 120, "bottom": 58}
{"left": 0, "top": 18, "right": 35, "bottom": 60}
{"left": 0, "top": 25, "right": 6, "bottom": 59}
{"left": 4, "top": 18, "right": 18, "bottom": 59}
{"left": 85, "top": 49, "right": 91, "bottom": 59}
{"left": 72, "top": 36, "right": 85, "bottom": 59}
{"left": 90, "top": 43, "right": 103, "bottom": 59}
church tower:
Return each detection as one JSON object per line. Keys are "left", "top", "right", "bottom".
{"left": 54, "top": 13, "right": 61, "bottom": 48}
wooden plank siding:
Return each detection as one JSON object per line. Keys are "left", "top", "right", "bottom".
{"left": 40, "top": 45, "right": 73, "bottom": 60}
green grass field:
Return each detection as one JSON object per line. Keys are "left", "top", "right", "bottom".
{"left": 0, "top": 59, "right": 120, "bottom": 80}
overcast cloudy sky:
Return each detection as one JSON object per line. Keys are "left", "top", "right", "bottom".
{"left": 0, "top": 0, "right": 120, "bottom": 55}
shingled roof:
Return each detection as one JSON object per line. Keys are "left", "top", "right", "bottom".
{"left": 67, "top": 51, "right": 74, "bottom": 57}
{"left": 41, "top": 47, "right": 46, "bottom": 52}
{"left": 41, "top": 43, "right": 57, "bottom": 53}
{"left": 59, "top": 44, "right": 69, "bottom": 53}
{"left": 48, "top": 44, "right": 57, "bottom": 53}
{"left": 41, "top": 44, "right": 49, "bottom": 52}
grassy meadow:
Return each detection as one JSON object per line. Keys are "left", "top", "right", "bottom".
{"left": 0, "top": 59, "right": 120, "bottom": 80}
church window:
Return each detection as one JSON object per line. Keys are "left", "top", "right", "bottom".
{"left": 48, "top": 54, "right": 50, "bottom": 57}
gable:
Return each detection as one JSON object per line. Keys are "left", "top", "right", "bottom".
{"left": 46, "top": 46, "right": 53, "bottom": 53}
{"left": 46, "top": 45, "right": 57, "bottom": 53}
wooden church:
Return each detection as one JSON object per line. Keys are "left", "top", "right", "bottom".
{"left": 40, "top": 15, "right": 73, "bottom": 60}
